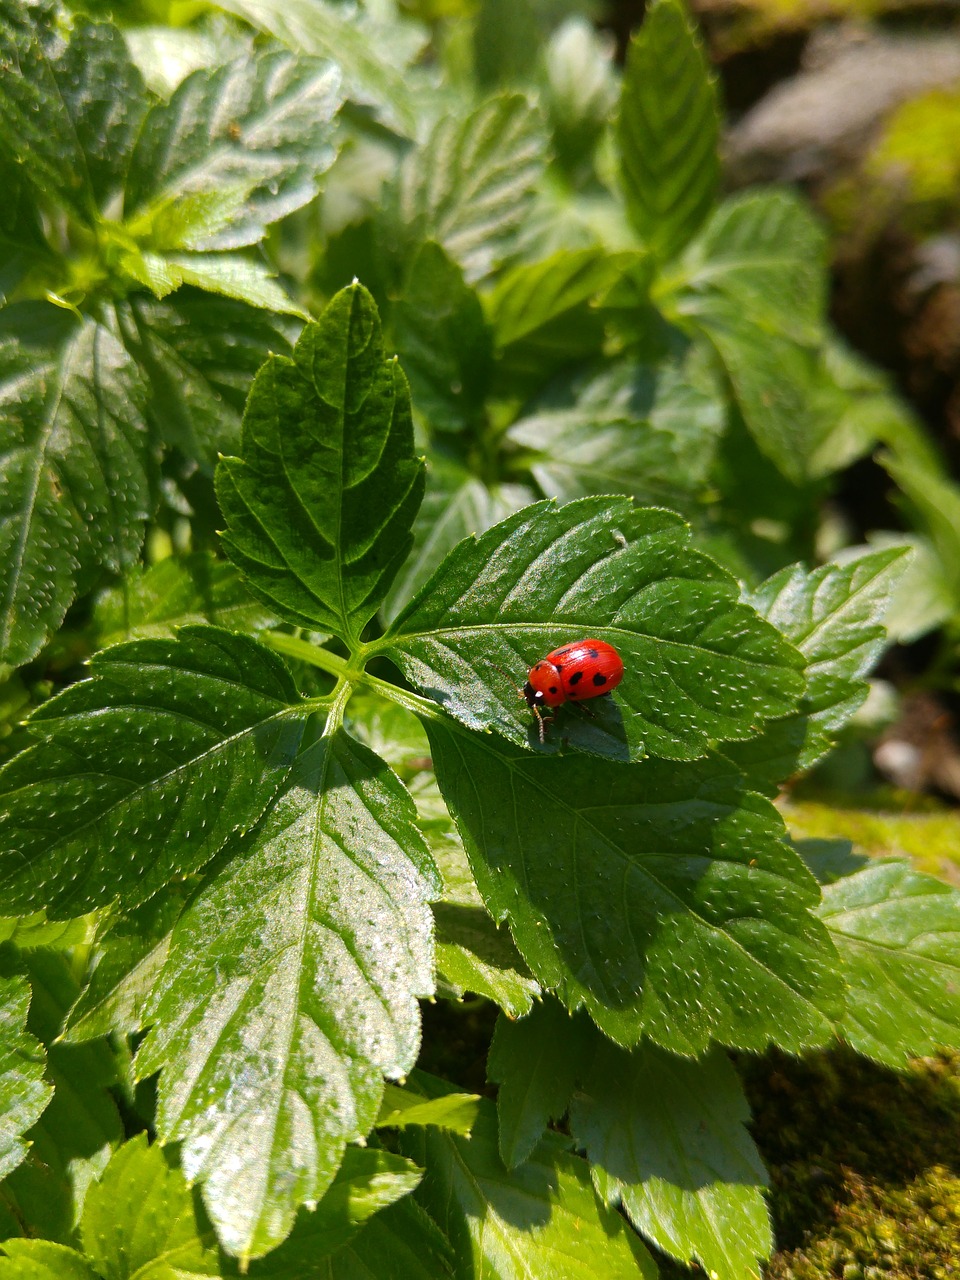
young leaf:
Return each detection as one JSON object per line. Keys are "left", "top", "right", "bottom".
{"left": 0, "top": 976, "right": 52, "bottom": 1183}
{"left": 217, "top": 283, "right": 425, "bottom": 643}
{"left": 377, "top": 1084, "right": 480, "bottom": 1135}
{"left": 487, "top": 1001, "right": 594, "bottom": 1170}
{"left": 0, "top": 626, "right": 305, "bottom": 917}
{"left": 114, "top": 293, "right": 299, "bottom": 467}
{"left": 570, "top": 1039, "right": 772, "bottom": 1280}
{"left": 247, "top": 1147, "right": 424, "bottom": 1276}
{"left": 136, "top": 726, "right": 440, "bottom": 1259}
{"left": 731, "top": 548, "right": 910, "bottom": 789}
{"left": 125, "top": 48, "right": 342, "bottom": 252}
{"left": 426, "top": 724, "right": 843, "bottom": 1052}
{"left": 392, "top": 241, "right": 492, "bottom": 434}
{"left": 391, "top": 94, "right": 547, "bottom": 283}
{"left": 818, "top": 859, "right": 960, "bottom": 1067}
{"left": 618, "top": 0, "right": 720, "bottom": 261}
{"left": 0, "top": 309, "right": 151, "bottom": 671}
{"left": 0, "top": 4, "right": 151, "bottom": 222}
{"left": 79, "top": 1134, "right": 221, "bottom": 1278}
{"left": 378, "top": 498, "right": 804, "bottom": 762}
{"left": 140, "top": 254, "right": 305, "bottom": 316}
{"left": 0, "top": 1241, "right": 100, "bottom": 1279}
{"left": 399, "top": 1079, "right": 658, "bottom": 1280}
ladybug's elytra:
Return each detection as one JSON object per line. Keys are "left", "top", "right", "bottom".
{"left": 521, "top": 639, "right": 624, "bottom": 742}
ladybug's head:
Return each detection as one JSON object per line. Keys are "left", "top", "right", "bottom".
{"left": 524, "top": 660, "right": 566, "bottom": 708}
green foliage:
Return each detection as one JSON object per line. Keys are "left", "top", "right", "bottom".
{"left": 0, "top": 0, "right": 959, "bottom": 1276}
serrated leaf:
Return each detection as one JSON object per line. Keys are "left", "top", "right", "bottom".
{"left": 114, "top": 293, "right": 298, "bottom": 467}
{"left": 214, "top": 0, "right": 422, "bottom": 135}
{"left": 378, "top": 498, "right": 804, "bottom": 762}
{"left": 399, "top": 1078, "right": 658, "bottom": 1280}
{"left": 618, "top": 0, "right": 719, "bottom": 261}
{"left": 434, "top": 912, "right": 539, "bottom": 1018}
{"left": 93, "top": 553, "right": 279, "bottom": 646}
{"left": 80, "top": 1134, "right": 221, "bottom": 1279}
{"left": 488, "top": 1001, "right": 593, "bottom": 1170}
{"left": 247, "top": 1147, "right": 424, "bottom": 1276}
{"left": 426, "top": 724, "right": 843, "bottom": 1052}
{"left": 218, "top": 284, "right": 425, "bottom": 641}
{"left": 570, "top": 1039, "right": 772, "bottom": 1280}
{"left": 0, "top": 626, "right": 305, "bottom": 917}
{"left": 674, "top": 191, "right": 828, "bottom": 346}
{"left": 0, "top": 309, "right": 151, "bottom": 671}
{"left": 818, "top": 859, "right": 960, "bottom": 1066}
{"left": 0, "top": 6, "right": 151, "bottom": 222}
{"left": 136, "top": 726, "right": 440, "bottom": 1259}
{"left": 1, "top": 953, "right": 123, "bottom": 1243}
{"left": 0, "top": 977, "right": 51, "bottom": 1183}
{"left": 382, "top": 460, "right": 532, "bottom": 624}
{"left": 377, "top": 1083, "right": 479, "bottom": 1135}
{"left": 139, "top": 254, "right": 305, "bottom": 316}
{"left": 391, "top": 94, "right": 547, "bottom": 284}
{"left": 507, "top": 354, "right": 725, "bottom": 508}
{"left": 731, "top": 548, "right": 910, "bottom": 789}
{"left": 392, "top": 241, "right": 492, "bottom": 434}
{"left": 125, "top": 47, "right": 342, "bottom": 252}
{"left": 0, "top": 1241, "right": 100, "bottom": 1279}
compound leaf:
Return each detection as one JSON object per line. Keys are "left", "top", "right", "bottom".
{"left": 570, "top": 1040, "right": 772, "bottom": 1280}
{"left": 136, "top": 726, "right": 440, "bottom": 1259}
{"left": 618, "top": 0, "right": 719, "bottom": 261}
{"left": 0, "top": 309, "right": 151, "bottom": 672}
{"left": 426, "top": 724, "right": 843, "bottom": 1052}
{"left": 379, "top": 498, "right": 804, "bottom": 762}
{"left": 0, "top": 626, "right": 305, "bottom": 917}
{"left": 217, "top": 283, "right": 425, "bottom": 644}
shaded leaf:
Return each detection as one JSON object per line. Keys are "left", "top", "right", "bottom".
{"left": 125, "top": 48, "right": 342, "bottom": 252}
{"left": 0, "top": 1241, "right": 100, "bottom": 1280}
{"left": 0, "top": 626, "right": 304, "bottom": 917}
{"left": 320, "top": 1194, "right": 455, "bottom": 1279}
{"left": 0, "top": 309, "right": 151, "bottom": 671}
{"left": 136, "top": 726, "right": 440, "bottom": 1259}
{"left": 0, "top": 977, "right": 51, "bottom": 1183}
{"left": 884, "top": 449, "right": 960, "bottom": 604}
{"left": 379, "top": 498, "right": 804, "bottom": 763}
{"left": 818, "top": 859, "right": 960, "bottom": 1066}
{"left": 618, "top": 0, "right": 719, "bottom": 260}
{"left": 217, "top": 283, "right": 425, "bottom": 643}
{"left": 426, "top": 723, "right": 843, "bottom": 1052}
{"left": 570, "top": 1039, "right": 772, "bottom": 1280}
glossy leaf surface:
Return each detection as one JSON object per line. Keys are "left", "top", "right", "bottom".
{"left": 0, "top": 976, "right": 51, "bottom": 1183}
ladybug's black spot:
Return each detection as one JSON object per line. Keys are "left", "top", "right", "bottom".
{"left": 588, "top": 648, "right": 599, "bottom": 658}
{"left": 592, "top": 672, "right": 608, "bottom": 687}
{"left": 567, "top": 670, "right": 584, "bottom": 686}
{"left": 549, "top": 686, "right": 558, "bottom": 694}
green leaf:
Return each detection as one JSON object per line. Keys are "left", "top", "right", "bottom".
{"left": 0, "top": 977, "right": 51, "bottom": 1183}
{"left": 0, "top": 5, "right": 151, "bottom": 222}
{"left": 507, "top": 354, "right": 725, "bottom": 508}
{"left": 79, "top": 1134, "right": 221, "bottom": 1278}
{"left": 818, "top": 859, "right": 960, "bottom": 1066}
{"left": 0, "top": 1241, "right": 100, "bottom": 1280}
{"left": 114, "top": 293, "right": 298, "bottom": 467}
{"left": 1, "top": 953, "right": 123, "bottom": 1244}
{"left": 379, "top": 498, "right": 804, "bottom": 763}
{"left": 319, "top": 1195, "right": 455, "bottom": 1279}
{"left": 426, "top": 724, "right": 843, "bottom": 1052}
{"left": 377, "top": 1084, "right": 480, "bottom": 1135}
{"left": 136, "top": 726, "right": 440, "bottom": 1259}
{"left": 487, "top": 1001, "right": 593, "bottom": 1169}
{"left": 618, "top": 0, "right": 720, "bottom": 261}
{"left": 0, "top": 626, "right": 305, "bottom": 917}
{"left": 399, "top": 1078, "right": 658, "bottom": 1280}
{"left": 434, "top": 911, "right": 539, "bottom": 1018}
{"left": 392, "top": 242, "right": 492, "bottom": 434}
{"left": 214, "top": 0, "right": 422, "bottom": 135}
{"left": 125, "top": 47, "right": 342, "bottom": 251}
{"left": 127, "top": 253, "right": 305, "bottom": 316}
{"left": 0, "top": 309, "right": 151, "bottom": 671}
{"left": 218, "top": 284, "right": 425, "bottom": 643}
{"left": 570, "top": 1040, "right": 772, "bottom": 1280}
{"left": 247, "top": 1147, "right": 424, "bottom": 1276}
{"left": 472, "top": 0, "right": 541, "bottom": 90}
{"left": 731, "top": 548, "right": 910, "bottom": 789}
{"left": 674, "top": 190, "right": 828, "bottom": 346}
{"left": 391, "top": 94, "right": 547, "bottom": 283}
{"left": 542, "top": 17, "right": 617, "bottom": 173}
{"left": 382, "top": 460, "right": 531, "bottom": 624}
{"left": 883, "top": 449, "right": 960, "bottom": 604}
{"left": 93, "top": 552, "right": 279, "bottom": 646}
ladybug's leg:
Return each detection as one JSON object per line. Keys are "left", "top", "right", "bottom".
{"left": 532, "top": 706, "right": 555, "bottom": 743}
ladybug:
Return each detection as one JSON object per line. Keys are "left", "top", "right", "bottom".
{"left": 518, "top": 639, "right": 624, "bottom": 742}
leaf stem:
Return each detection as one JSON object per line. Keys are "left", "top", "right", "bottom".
{"left": 261, "top": 631, "right": 357, "bottom": 679}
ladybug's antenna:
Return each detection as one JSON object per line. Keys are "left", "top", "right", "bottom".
{"left": 488, "top": 659, "right": 524, "bottom": 701}
{"left": 488, "top": 660, "right": 549, "bottom": 744}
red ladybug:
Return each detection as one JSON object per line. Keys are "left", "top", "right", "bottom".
{"left": 519, "top": 639, "right": 624, "bottom": 742}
